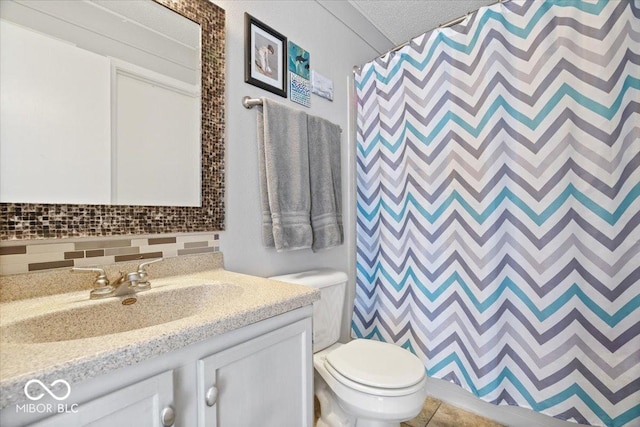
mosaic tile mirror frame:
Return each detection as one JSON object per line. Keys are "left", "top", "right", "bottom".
{"left": 0, "top": 0, "right": 225, "bottom": 241}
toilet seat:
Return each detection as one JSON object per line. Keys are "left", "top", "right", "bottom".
{"left": 323, "top": 339, "right": 426, "bottom": 397}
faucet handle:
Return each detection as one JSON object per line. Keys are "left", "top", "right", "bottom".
{"left": 136, "top": 258, "right": 162, "bottom": 289}
{"left": 137, "top": 258, "right": 162, "bottom": 274}
{"left": 72, "top": 267, "right": 115, "bottom": 299}
{"left": 71, "top": 267, "right": 110, "bottom": 287}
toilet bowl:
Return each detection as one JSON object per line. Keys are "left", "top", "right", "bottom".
{"left": 314, "top": 341, "right": 428, "bottom": 427}
{"left": 269, "top": 270, "right": 428, "bottom": 427}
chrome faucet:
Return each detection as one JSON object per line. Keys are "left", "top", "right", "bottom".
{"left": 72, "top": 259, "right": 162, "bottom": 299}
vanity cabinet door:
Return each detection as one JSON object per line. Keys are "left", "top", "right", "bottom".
{"left": 197, "top": 318, "right": 313, "bottom": 427}
{"left": 32, "top": 370, "right": 175, "bottom": 427}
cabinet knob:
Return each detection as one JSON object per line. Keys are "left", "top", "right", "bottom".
{"left": 160, "top": 406, "right": 176, "bottom": 426}
{"left": 205, "top": 386, "right": 218, "bottom": 407}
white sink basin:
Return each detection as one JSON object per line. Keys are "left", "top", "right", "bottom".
{"left": 0, "top": 283, "right": 243, "bottom": 343}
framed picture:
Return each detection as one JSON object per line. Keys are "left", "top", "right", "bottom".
{"left": 245, "top": 13, "right": 287, "bottom": 97}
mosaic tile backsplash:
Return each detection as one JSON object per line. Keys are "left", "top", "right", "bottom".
{"left": 0, "top": 233, "right": 219, "bottom": 275}
{"left": 0, "top": 0, "right": 225, "bottom": 240}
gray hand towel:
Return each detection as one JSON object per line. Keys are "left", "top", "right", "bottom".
{"left": 257, "top": 98, "right": 313, "bottom": 251}
{"left": 307, "top": 114, "right": 343, "bottom": 251}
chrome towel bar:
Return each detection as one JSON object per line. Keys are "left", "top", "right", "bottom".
{"left": 242, "top": 95, "right": 342, "bottom": 132}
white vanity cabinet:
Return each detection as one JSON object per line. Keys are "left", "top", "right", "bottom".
{"left": 1, "top": 307, "right": 313, "bottom": 427}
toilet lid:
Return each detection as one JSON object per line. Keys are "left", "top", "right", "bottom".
{"left": 325, "top": 339, "right": 425, "bottom": 389}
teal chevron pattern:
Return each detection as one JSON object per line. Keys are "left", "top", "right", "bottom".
{"left": 352, "top": 1, "right": 640, "bottom": 426}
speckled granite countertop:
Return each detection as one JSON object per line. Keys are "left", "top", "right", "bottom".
{"left": 0, "top": 254, "right": 319, "bottom": 409}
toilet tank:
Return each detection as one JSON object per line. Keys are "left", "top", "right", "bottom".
{"left": 269, "top": 269, "right": 347, "bottom": 352}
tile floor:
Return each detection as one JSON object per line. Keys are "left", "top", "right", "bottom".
{"left": 401, "top": 397, "right": 503, "bottom": 427}
{"left": 314, "top": 396, "right": 503, "bottom": 427}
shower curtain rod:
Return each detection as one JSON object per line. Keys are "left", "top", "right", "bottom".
{"left": 354, "top": 0, "right": 510, "bottom": 71}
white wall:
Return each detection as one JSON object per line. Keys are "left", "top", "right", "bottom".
{"left": 213, "top": 0, "right": 380, "bottom": 340}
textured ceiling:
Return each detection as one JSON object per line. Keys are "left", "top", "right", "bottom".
{"left": 348, "top": 0, "right": 494, "bottom": 46}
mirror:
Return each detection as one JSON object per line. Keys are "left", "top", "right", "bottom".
{"left": 0, "top": 0, "right": 225, "bottom": 240}
{"left": 1, "top": 0, "right": 200, "bottom": 206}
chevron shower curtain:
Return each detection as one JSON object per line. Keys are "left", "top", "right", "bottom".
{"left": 352, "top": 1, "right": 640, "bottom": 426}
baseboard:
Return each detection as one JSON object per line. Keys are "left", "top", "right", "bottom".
{"left": 427, "top": 377, "right": 579, "bottom": 427}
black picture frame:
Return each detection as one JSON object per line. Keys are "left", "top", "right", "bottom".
{"left": 244, "top": 13, "right": 287, "bottom": 97}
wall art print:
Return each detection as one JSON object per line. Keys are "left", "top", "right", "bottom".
{"left": 288, "top": 41, "right": 310, "bottom": 107}
{"left": 311, "top": 70, "right": 333, "bottom": 101}
{"left": 245, "top": 13, "right": 287, "bottom": 97}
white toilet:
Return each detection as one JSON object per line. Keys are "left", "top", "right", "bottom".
{"left": 270, "top": 269, "right": 428, "bottom": 427}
